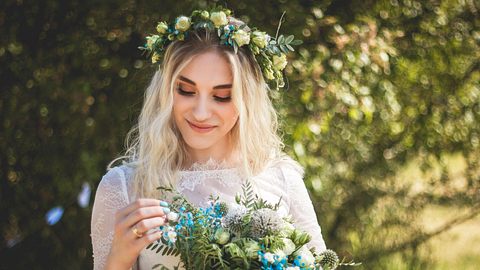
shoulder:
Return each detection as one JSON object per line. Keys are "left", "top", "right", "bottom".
{"left": 265, "top": 153, "right": 305, "bottom": 180}
{"left": 95, "top": 164, "right": 136, "bottom": 203}
{"left": 99, "top": 163, "right": 136, "bottom": 186}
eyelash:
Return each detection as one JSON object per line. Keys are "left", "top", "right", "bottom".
{"left": 177, "top": 87, "right": 232, "bottom": 102}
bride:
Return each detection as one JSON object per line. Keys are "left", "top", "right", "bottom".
{"left": 91, "top": 7, "right": 326, "bottom": 270}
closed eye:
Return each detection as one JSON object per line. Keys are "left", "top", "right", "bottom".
{"left": 177, "top": 87, "right": 195, "bottom": 96}
{"left": 177, "top": 87, "right": 231, "bottom": 102}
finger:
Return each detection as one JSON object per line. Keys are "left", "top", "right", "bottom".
{"left": 123, "top": 205, "right": 169, "bottom": 228}
{"left": 132, "top": 216, "right": 167, "bottom": 236}
{"left": 116, "top": 199, "right": 164, "bottom": 220}
{"left": 138, "top": 230, "right": 164, "bottom": 247}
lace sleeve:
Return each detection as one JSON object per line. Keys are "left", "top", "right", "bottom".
{"left": 279, "top": 160, "right": 327, "bottom": 253}
{"left": 91, "top": 166, "right": 130, "bottom": 270}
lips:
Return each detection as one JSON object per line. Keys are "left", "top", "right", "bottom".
{"left": 187, "top": 120, "right": 216, "bottom": 133}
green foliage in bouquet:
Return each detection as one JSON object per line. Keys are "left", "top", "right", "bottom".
{"left": 148, "top": 182, "right": 359, "bottom": 270}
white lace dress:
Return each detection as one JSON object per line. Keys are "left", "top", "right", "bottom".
{"left": 91, "top": 157, "right": 327, "bottom": 270}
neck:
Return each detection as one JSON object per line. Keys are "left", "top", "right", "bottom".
{"left": 184, "top": 137, "right": 239, "bottom": 168}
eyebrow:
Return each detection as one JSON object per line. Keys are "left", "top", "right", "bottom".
{"left": 178, "top": 75, "right": 232, "bottom": 90}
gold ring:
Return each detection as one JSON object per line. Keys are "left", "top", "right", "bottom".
{"left": 132, "top": 227, "right": 143, "bottom": 238}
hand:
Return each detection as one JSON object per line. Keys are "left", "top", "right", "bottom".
{"left": 105, "top": 199, "right": 169, "bottom": 270}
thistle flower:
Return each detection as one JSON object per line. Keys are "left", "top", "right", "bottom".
{"left": 249, "top": 208, "right": 282, "bottom": 239}
{"left": 222, "top": 205, "right": 247, "bottom": 234}
{"left": 317, "top": 249, "right": 339, "bottom": 270}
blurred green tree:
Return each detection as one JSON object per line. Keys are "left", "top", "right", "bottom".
{"left": 0, "top": 0, "right": 478, "bottom": 269}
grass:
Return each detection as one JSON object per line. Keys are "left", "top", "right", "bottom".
{"left": 398, "top": 153, "right": 480, "bottom": 269}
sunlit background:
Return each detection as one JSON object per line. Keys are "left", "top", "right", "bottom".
{"left": 1, "top": 0, "right": 479, "bottom": 269}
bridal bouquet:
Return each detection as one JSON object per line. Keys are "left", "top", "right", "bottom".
{"left": 148, "top": 181, "right": 357, "bottom": 270}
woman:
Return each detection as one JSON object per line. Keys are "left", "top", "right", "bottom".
{"left": 91, "top": 8, "right": 326, "bottom": 270}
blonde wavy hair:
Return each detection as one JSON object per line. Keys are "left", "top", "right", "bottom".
{"left": 108, "top": 28, "right": 288, "bottom": 199}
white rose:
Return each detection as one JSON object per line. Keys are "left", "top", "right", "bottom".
{"left": 167, "top": 212, "right": 179, "bottom": 222}
{"left": 279, "top": 221, "right": 295, "bottom": 237}
{"left": 210, "top": 11, "right": 228, "bottom": 27}
{"left": 286, "top": 267, "right": 300, "bottom": 270}
{"left": 175, "top": 16, "right": 191, "bottom": 32}
{"left": 273, "top": 53, "right": 288, "bottom": 70}
{"left": 232, "top": 29, "right": 251, "bottom": 47}
{"left": 156, "top": 22, "right": 168, "bottom": 34}
{"left": 281, "top": 238, "right": 296, "bottom": 255}
{"left": 252, "top": 31, "right": 268, "bottom": 48}
{"left": 146, "top": 35, "right": 159, "bottom": 50}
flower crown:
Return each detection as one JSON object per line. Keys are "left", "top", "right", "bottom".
{"left": 139, "top": 7, "right": 302, "bottom": 90}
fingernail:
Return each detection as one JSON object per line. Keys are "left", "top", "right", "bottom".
{"left": 160, "top": 201, "right": 169, "bottom": 207}
{"left": 163, "top": 207, "right": 170, "bottom": 214}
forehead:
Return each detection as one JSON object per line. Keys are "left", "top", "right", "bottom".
{"left": 178, "top": 51, "right": 233, "bottom": 85}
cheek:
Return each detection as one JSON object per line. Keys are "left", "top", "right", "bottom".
{"left": 173, "top": 95, "right": 190, "bottom": 115}
{"left": 220, "top": 105, "right": 239, "bottom": 126}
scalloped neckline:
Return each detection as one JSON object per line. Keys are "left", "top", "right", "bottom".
{"left": 178, "top": 158, "right": 240, "bottom": 173}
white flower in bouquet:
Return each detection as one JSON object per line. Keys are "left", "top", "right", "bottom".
{"left": 214, "top": 228, "right": 230, "bottom": 245}
{"left": 164, "top": 230, "right": 177, "bottom": 244}
{"left": 222, "top": 204, "right": 247, "bottom": 234}
{"left": 280, "top": 237, "right": 296, "bottom": 256}
{"left": 293, "top": 246, "right": 315, "bottom": 268}
{"left": 243, "top": 240, "right": 261, "bottom": 259}
{"left": 279, "top": 220, "right": 296, "bottom": 237}
{"left": 262, "top": 252, "right": 276, "bottom": 264}
{"left": 249, "top": 208, "right": 283, "bottom": 239}
{"left": 167, "top": 211, "right": 179, "bottom": 222}
{"left": 286, "top": 267, "right": 300, "bottom": 270}
{"left": 273, "top": 249, "right": 287, "bottom": 262}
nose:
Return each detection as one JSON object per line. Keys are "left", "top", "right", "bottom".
{"left": 192, "top": 95, "right": 212, "bottom": 121}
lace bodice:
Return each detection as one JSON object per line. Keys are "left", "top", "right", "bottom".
{"left": 90, "top": 157, "right": 327, "bottom": 270}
